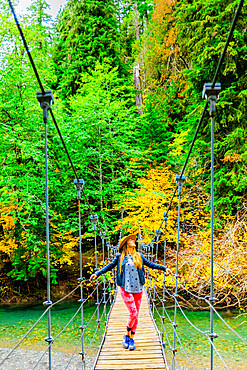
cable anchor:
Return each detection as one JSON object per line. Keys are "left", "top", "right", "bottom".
{"left": 175, "top": 174, "right": 186, "bottom": 195}
{"left": 155, "top": 229, "right": 161, "bottom": 239}
{"left": 202, "top": 82, "right": 221, "bottom": 117}
{"left": 43, "top": 300, "right": 53, "bottom": 306}
{"left": 163, "top": 212, "right": 169, "bottom": 225}
{"left": 78, "top": 277, "right": 86, "bottom": 282}
{"left": 73, "top": 178, "right": 85, "bottom": 199}
{"left": 209, "top": 332, "right": 219, "bottom": 339}
{"left": 44, "top": 336, "right": 54, "bottom": 343}
{"left": 205, "top": 295, "right": 217, "bottom": 302}
{"left": 90, "top": 214, "right": 98, "bottom": 230}
{"left": 37, "top": 90, "right": 54, "bottom": 123}
{"left": 100, "top": 231, "right": 106, "bottom": 240}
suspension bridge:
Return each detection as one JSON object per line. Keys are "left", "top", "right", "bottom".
{"left": 1, "top": 0, "right": 247, "bottom": 369}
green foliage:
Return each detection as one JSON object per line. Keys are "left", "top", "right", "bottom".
{"left": 52, "top": 0, "right": 121, "bottom": 96}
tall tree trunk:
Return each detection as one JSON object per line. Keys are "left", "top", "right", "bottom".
{"left": 133, "top": 2, "right": 143, "bottom": 115}
{"left": 134, "top": 1, "right": 139, "bottom": 41}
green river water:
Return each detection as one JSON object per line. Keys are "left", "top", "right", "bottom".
{"left": 0, "top": 300, "right": 246, "bottom": 369}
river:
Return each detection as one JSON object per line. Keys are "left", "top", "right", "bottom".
{"left": 0, "top": 300, "right": 246, "bottom": 369}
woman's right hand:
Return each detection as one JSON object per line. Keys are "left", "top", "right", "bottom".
{"left": 90, "top": 273, "right": 97, "bottom": 282}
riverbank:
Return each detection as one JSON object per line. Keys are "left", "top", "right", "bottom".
{"left": 1, "top": 346, "right": 246, "bottom": 370}
{"left": 0, "top": 347, "right": 96, "bottom": 370}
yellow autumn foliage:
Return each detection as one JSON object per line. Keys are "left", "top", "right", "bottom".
{"left": 115, "top": 163, "right": 209, "bottom": 244}
{"left": 0, "top": 201, "right": 77, "bottom": 271}
{"left": 0, "top": 203, "right": 19, "bottom": 257}
{"left": 114, "top": 163, "right": 247, "bottom": 308}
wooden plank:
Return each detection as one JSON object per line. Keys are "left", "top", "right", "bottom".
{"left": 103, "top": 339, "right": 161, "bottom": 344}
{"left": 100, "top": 348, "right": 162, "bottom": 353}
{"left": 96, "top": 361, "right": 165, "bottom": 365}
{"left": 100, "top": 351, "right": 163, "bottom": 361}
{"left": 96, "top": 364, "right": 165, "bottom": 369}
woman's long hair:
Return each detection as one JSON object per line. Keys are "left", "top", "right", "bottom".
{"left": 120, "top": 242, "right": 142, "bottom": 274}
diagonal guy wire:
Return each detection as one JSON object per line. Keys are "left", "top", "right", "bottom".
{"left": 165, "top": 288, "right": 231, "bottom": 370}
{"left": 0, "top": 282, "right": 83, "bottom": 367}
{"left": 31, "top": 283, "right": 102, "bottom": 370}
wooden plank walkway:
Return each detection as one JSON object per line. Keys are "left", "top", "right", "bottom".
{"left": 94, "top": 288, "right": 167, "bottom": 369}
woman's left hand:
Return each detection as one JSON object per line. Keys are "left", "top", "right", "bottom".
{"left": 90, "top": 273, "right": 97, "bottom": 282}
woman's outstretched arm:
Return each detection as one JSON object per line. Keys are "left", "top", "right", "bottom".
{"left": 142, "top": 255, "right": 167, "bottom": 271}
{"left": 90, "top": 253, "right": 120, "bottom": 281}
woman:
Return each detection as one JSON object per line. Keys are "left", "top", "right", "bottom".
{"left": 90, "top": 234, "right": 167, "bottom": 350}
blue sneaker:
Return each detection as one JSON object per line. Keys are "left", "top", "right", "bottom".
{"left": 129, "top": 338, "right": 136, "bottom": 350}
{"left": 122, "top": 334, "right": 130, "bottom": 349}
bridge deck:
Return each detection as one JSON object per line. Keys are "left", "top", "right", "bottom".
{"left": 94, "top": 288, "right": 167, "bottom": 369}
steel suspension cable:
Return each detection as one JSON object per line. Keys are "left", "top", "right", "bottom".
{"left": 32, "top": 302, "right": 84, "bottom": 370}
{"left": 148, "top": 293, "right": 179, "bottom": 369}
{"left": 0, "top": 281, "right": 88, "bottom": 368}
{"left": 152, "top": 301, "right": 196, "bottom": 370}
{"left": 100, "top": 231, "right": 107, "bottom": 319}
{"left": 92, "top": 288, "right": 117, "bottom": 369}
{"left": 31, "top": 283, "right": 101, "bottom": 369}
{"left": 32, "top": 284, "right": 103, "bottom": 370}
{"left": 64, "top": 333, "right": 83, "bottom": 370}
{"left": 165, "top": 288, "right": 231, "bottom": 370}
{"left": 171, "top": 175, "right": 185, "bottom": 369}
{"left": 161, "top": 213, "right": 169, "bottom": 346}
{"left": 84, "top": 295, "right": 111, "bottom": 355}
{"left": 153, "top": 229, "right": 161, "bottom": 314}
{"left": 176, "top": 280, "right": 247, "bottom": 345}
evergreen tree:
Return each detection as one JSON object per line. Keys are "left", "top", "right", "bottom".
{"left": 53, "top": 0, "right": 120, "bottom": 95}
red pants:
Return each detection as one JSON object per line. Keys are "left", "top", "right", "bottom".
{"left": 120, "top": 287, "right": 143, "bottom": 333}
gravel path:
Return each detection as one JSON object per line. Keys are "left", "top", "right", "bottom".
{"left": 0, "top": 348, "right": 96, "bottom": 370}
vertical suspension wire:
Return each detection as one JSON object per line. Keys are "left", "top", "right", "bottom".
{"left": 79, "top": 200, "right": 85, "bottom": 369}
{"left": 95, "top": 223, "right": 100, "bottom": 326}
{"left": 210, "top": 104, "right": 215, "bottom": 370}
{"left": 100, "top": 232, "right": 107, "bottom": 319}
{"left": 77, "top": 195, "right": 85, "bottom": 369}
{"left": 110, "top": 243, "right": 115, "bottom": 299}
{"left": 153, "top": 229, "right": 161, "bottom": 314}
{"left": 106, "top": 240, "right": 112, "bottom": 305}
{"left": 73, "top": 179, "right": 86, "bottom": 369}
{"left": 172, "top": 175, "right": 185, "bottom": 370}
{"left": 162, "top": 213, "right": 169, "bottom": 347}
{"left": 90, "top": 215, "right": 100, "bottom": 326}
{"left": 44, "top": 119, "right": 52, "bottom": 370}
{"left": 202, "top": 83, "right": 221, "bottom": 370}
{"left": 147, "top": 242, "right": 151, "bottom": 296}
{"left": 149, "top": 239, "right": 155, "bottom": 299}
{"left": 209, "top": 94, "right": 217, "bottom": 370}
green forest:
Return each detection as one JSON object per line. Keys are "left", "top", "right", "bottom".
{"left": 0, "top": 0, "right": 246, "bottom": 308}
